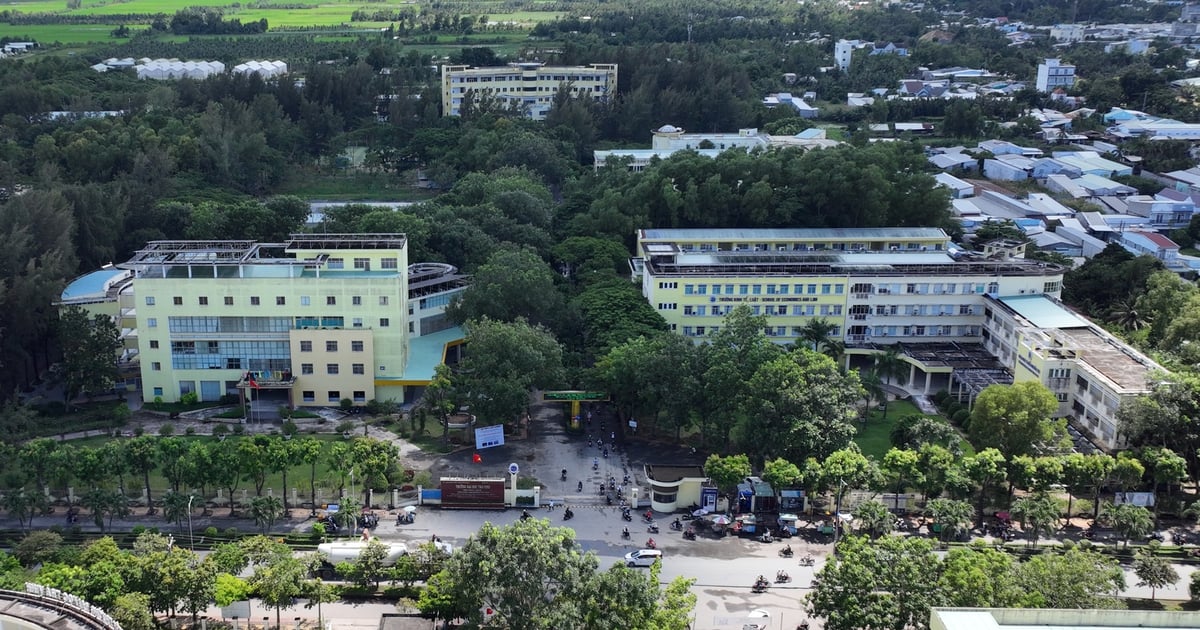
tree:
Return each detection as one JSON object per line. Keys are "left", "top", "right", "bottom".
{"left": 428, "top": 518, "right": 630, "bottom": 629}
{"left": 336, "top": 538, "right": 390, "bottom": 588}
{"left": 963, "top": 448, "right": 1007, "bottom": 529}
{"left": 737, "top": 350, "right": 864, "bottom": 465}
{"left": 852, "top": 500, "right": 893, "bottom": 538}
{"left": 926, "top": 498, "right": 973, "bottom": 542}
{"left": 244, "top": 538, "right": 317, "bottom": 630}
{"left": 821, "top": 447, "right": 877, "bottom": 517}
{"left": 123, "top": 437, "right": 159, "bottom": 515}
{"left": 1010, "top": 491, "right": 1060, "bottom": 548}
{"left": 695, "top": 306, "right": 783, "bottom": 448}
{"left": 55, "top": 306, "right": 121, "bottom": 402}
{"left": 797, "top": 317, "right": 838, "bottom": 353}
{"left": 881, "top": 448, "right": 922, "bottom": 512}
{"left": 917, "top": 444, "right": 956, "bottom": 503}
{"left": 422, "top": 363, "right": 459, "bottom": 446}
{"left": 761, "top": 457, "right": 801, "bottom": 490}
{"left": 968, "top": 382, "right": 1065, "bottom": 460}
{"left": 1014, "top": 548, "right": 1125, "bottom": 609}
{"left": 265, "top": 438, "right": 301, "bottom": 512}
{"left": 249, "top": 495, "right": 284, "bottom": 534}
{"left": 295, "top": 438, "right": 324, "bottom": 517}
{"left": 805, "top": 535, "right": 941, "bottom": 630}
{"left": 1105, "top": 502, "right": 1153, "bottom": 549}
{"left": 1134, "top": 550, "right": 1179, "bottom": 600}
{"left": 703, "top": 454, "right": 751, "bottom": 495}
{"left": 110, "top": 593, "right": 156, "bottom": 630}
{"left": 1118, "top": 374, "right": 1200, "bottom": 485}
{"left": 939, "top": 544, "right": 1022, "bottom": 608}
{"left": 446, "top": 247, "right": 565, "bottom": 331}
{"left": 161, "top": 491, "right": 195, "bottom": 532}
{"left": 455, "top": 317, "right": 565, "bottom": 426}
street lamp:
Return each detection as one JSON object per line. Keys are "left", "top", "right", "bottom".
{"left": 832, "top": 479, "right": 848, "bottom": 549}
{"left": 187, "top": 494, "right": 195, "bottom": 550}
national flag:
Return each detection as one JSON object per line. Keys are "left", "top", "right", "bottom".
{"left": 472, "top": 453, "right": 482, "bottom": 464}
{"left": 247, "top": 373, "right": 260, "bottom": 390}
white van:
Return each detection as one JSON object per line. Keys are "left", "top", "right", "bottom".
{"left": 624, "top": 549, "right": 663, "bottom": 567}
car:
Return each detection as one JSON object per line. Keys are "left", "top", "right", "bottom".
{"left": 624, "top": 549, "right": 663, "bottom": 567}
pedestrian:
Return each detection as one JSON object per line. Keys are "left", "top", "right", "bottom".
{"left": 611, "top": 432, "right": 615, "bottom": 441}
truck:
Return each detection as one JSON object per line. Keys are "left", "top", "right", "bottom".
{"left": 314, "top": 541, "right": 409, "bottom": 579}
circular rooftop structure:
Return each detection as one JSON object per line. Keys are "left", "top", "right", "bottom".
{"left": 655, "top": 124, "right": 683, "bottom": 134}
{"left": 0, "top": 585, "right": 122, "bottom": 630}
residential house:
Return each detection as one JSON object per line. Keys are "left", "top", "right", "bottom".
{"left": 927, "top": 151, "right": 978, "bottom": 172}
{"left": 1117, "top": 231, "right": 1181, "bottom": 267}
{"left": 835, "top": 39, "right": 908, "bottom": 71}
{"left": 1036, "top": 58, "right": 1076, "bottom": 93}
{"left": 979, "top": 140, "right": 1043, "bottom": 158}
{"left": 1045, "top": 174, "right": 1088, "bottom": 198}
{"left": 1050, "top": 24, "right": 1085, "bottom": 43}
{"left": 1124, "top": 194, "right": 1197, "bottom": 230}
{"left": 1074, "top": 174, "right": 1137, "bottom": 197}
{"left": 1050, "top": 151, "right": 1132, "bottom": 177}
{"left": 934, "top": 172, "right": 975, "bottom": 198}
{"left": 846, "top": 93, "right": 876, "bottom": 108}
{"left": 983, "top": 154, "right": 1036, "bottom": 181}
{"left": 1031, "top": 158, "right": 1083, "bottom": 180}
{"left": 762, "top": 92, "right": 819, "bottom": 119}
{"left": 899, "top": 80, "right": 950, "bottom": 98}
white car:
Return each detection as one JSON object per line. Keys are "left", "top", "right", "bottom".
{"left": 624, "top": 549, "right": 663, "bottom": 567}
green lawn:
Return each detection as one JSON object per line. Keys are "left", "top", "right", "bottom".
{"left": 853, "top": 400, "right": 973, "bottom": 461}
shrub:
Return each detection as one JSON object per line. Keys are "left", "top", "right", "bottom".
{"left": 339, "top": 398, "right": 354, "bottom": 411}
{"left": 232, "top": 424, "right": 245, "bottom": 435}
{"left": 180, "top": 392, "right": 199, "bottom": 405}
{"left": 131, "top": 525, "right": 146, "bottom": 536}
{"left": 311, "top": 522, "right": 326, "bottom": 539}
{"left": 159, "top": 423, "right": 175, "bottom": 437}
{"left": 224, "top": 527, "right": 239, "bottom": 537}
{"left": 204, "top": 526, "right": 219, "bottom": 538}
{"left": 185, "top": 426, "right": 196, "bottom": 436}
{"left": 336, "top": 420, "right": 356, "bottom": 434}
{"left": 212, "top": 424, "right": 228, "bottom": 436}
{"left": 1190, "top": 570, "right": 1200, "bottom": 601}
{"left": 134, "top": 427, "right": 145, "bottom": 437}
{"left": 1060, "top": 538, "right": 1075, "bottom": 551}
{"left": 281, "top": 420, "right": 298, "bottom": 436}
{"left": 153, "top": 396, "right": 164, "bottom": 404}
{"left": 951, "top": 409, "right": 970, "bottom": 425}
{"left": 412, "top": 471, "right": 433, "bottom": 488}
{"left": 14, "top": 530, "right": 64, "bottom": 567}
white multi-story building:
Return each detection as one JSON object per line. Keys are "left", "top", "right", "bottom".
{"left": 1036, "top": 58, "right": 1076, "bottom": 93}
{"left": 440, "top": 62, "right": 617, "bottom": 119}
{"left": 982, "top": 294, "right": 1162, "bottom": 451}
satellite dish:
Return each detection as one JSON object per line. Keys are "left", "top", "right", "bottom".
{"left": 508, "top": 463, "right": 520, "bottom": 475}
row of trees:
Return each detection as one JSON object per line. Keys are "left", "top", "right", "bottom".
{"left": 1, "top": 435, "right": 402, "bottom": 531}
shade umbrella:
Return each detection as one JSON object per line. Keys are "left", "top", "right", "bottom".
{"left": 692, "top": 508, "right": 710, "bottom": 517}
{"left": 710, "top": 515, "right": 731, "bottom": 525}
{"left": 403, "top": 506, "right": 418, "bottom": 514}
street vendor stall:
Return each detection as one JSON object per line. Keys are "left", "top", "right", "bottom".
{"left": 777, "top": 513, "right": 800, "bottom": 536}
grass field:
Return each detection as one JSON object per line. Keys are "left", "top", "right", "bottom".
{"left": 852, "top": 400, "right": 972, "bottom": 461}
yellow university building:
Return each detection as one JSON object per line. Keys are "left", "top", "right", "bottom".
{"left": 59, "top": 234, "right": 467, "bottom": 407}
{"left": 441, "top": 62, "right": 618, "bottom": 119}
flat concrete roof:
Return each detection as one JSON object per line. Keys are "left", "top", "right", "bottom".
{"left": 998, "top": 295, "right": 1089, "bottom": 329}
{"left": 1057, "top": 327, "right": 1155, "bottom": 391}
{"left": 641, "top": 227, "right": 948, "bottom": 241}
{"left": 645, "top": 465, "right": 706, "bottom": 483}
{"left": 932, "top": 608, "right": 1200, "bottom": 630}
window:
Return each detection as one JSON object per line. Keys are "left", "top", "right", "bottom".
{"left": 381, "top": 258, "right": 398, "bottom": 269}
{"left": 173, "top": 297, "right": 182, "bottom": 305}
{"left": 149, "top": 340, "right": 159, "bottom": 349}
{"left": 987, "top": 282, "right": 1000, "bottom": 294}
{"left": 153, "top": 387, "right": 163, "bottom": 397}
{"left": 352, "top": 363, "right": 365, "bottom": 375}
{"left": 326, "top": 341, "right": 338, "bottom": 352}
{"left": 752, "top": 285, "right": 762, "bottom": 295}
{"left": 198, "top": 296, "right": 208, "bottom": 305}
{"left": 353, "top": 391, "right": 366, "bottom": 402}
{"left": 302, "top": 391, "right": 315, "bottom": 402}
{"left": 380, "top": 318, "right": 390, "bottom": 327}
{"left": 300, "top": 296, "right": 311, "bottom": 306}
{"left": 352, "top": 341, "right": 364, "bottom": 352}
{"left": 147, "top": 318, "right": 157, "bottom": 328}
{"left": 1044, "top": 281, "right": 1061, "bottom": 293}
{"left": 328, "top": 258, "right": 344, "bottom": 269}
{"left": 145, "top": 297, "right": 155, "bottom": 306}
{"left": 301, "top": 364, "right": 314, "bottom": 375}
{"left": 152, "top": 362, "right": 161, "bottom": 371}
{"left": 251, "top": 296, "right": 261, "bottom": 305}
{"left": 327, "top": 364, "right": 339, "bottom": 375}
{"left": 807, "top": 284, "right": 817, "bottom": 294}
{"left": 739, "top": 285, "right": 749, "bottom": 295}
{"left": 354, "top": 258, "right": 370, "bottom": 270}
{"left": 352, "top": 318, "right": 363, "bottom": 328}
{"left": 326, "top": 296, "right": 336, "bottom": 306}
{"left": 328, "top": 391, "right": 341, "bottom": 402}
{"left": 300, "top": 341, "right": 313, "bottom": 352}
{"left": 224, "top": 296, "right": 234, "bottom": 306}
{"left": 684, "top": 284, "right": 695, "bottom": 295}
{"left": 657, "top": 303, "right": 678, "bottom": 310}
{"left": 379, "top": 296, "right": 389, "bottom": 306}
{"left": 352, "top": 296, "right": 362, "bottom": 306}
{"left": 276, "top": 296, "right": 286, "bottom": 306}
{"left": 822, "top": 284, "right": 832, "bottom": 294}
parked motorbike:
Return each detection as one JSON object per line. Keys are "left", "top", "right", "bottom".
{"left": 606, "top": 494, "right": 613, "bottom": 505}
{"left": 779, "top": 545, "right": 794, "bottom": 558}
{"left": 775, "top": 570, "right": 791, "bottom": 583}
{"left": 621, "top": 511, "right": 632, "bottom": 522}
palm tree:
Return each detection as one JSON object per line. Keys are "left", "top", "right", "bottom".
{"left": 1011, "top": 491, "right": 1060, "bottom": 548}
{"left": 1108, "top": 297, "right": 1148, "bottom": 331}
{"left": 161, "top": 490, "right": 193, "bottom": 533}
{"left": 874, "top": 347, "right": 909, "bottom": 387}
{"left": 852, "top": 500, "right": 893, "bottom": 538}
{"left": 860, "top": 369, "right": 885, "bottom": 421}
{"left": 798, "top": 318, "right": 838, "bottom": 352}
{"left": 250, "top": 495, "right": 285, "bottom": 534}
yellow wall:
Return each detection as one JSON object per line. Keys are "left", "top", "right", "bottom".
{"left": 289, "top": 328, "right": 376, "bottom": 406}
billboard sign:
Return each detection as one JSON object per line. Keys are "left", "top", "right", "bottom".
{"left": 475, "top": 424, "right": 505, "bottom": 449}
{"left": 441, "top": 478, "right": 506, "bottom": 509}
{"left": 542, "top": 390, "right": 609, "bottom": 402}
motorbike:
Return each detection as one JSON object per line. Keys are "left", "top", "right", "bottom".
{"left": 648, "top": 522, "right": 660, "bottom": 534}
{"left": 752, "top": 578, "right": 769, "bottom": 593}
{"left": 758, "top": 532, "right": 775, "bottom": 543}
{"left": 779, "top": 546, "right": 794, "bottom": 558}
{"left": 683, "top": 529, "right": 697, "bottom": 540}
{"left": 621, "top": 511, "right": 632, "bottom": 522}
{"left": 563, "top": 508, "right": 574, "bottom": 521}
{"left": 621, "top": 527, "right": 630, "bottom": 539}
{"left": 561, "top": 469, "right": 567, "bottom": 481}
{"left": 577, "top": 481, "right": 583, "bottom": 492}
{"left": 799, "top": 555, "right": 815, "bottom": 567}
{"left": 603, "top": 448, "right": 609, "bottom": 459}
{"left": 775, "top": 571, "right": 791, "bottom": 584}
{"left": 670, "top": 519, "right": 683, "bottom": 531}
{"left": 520, "top": 510, "right": 532, "bottom": 521}
{"left": 646, "top": 538, "right": 657, "bottom": 549}
{"left": 606, "top": 494, "right": 613, "bottom": 505}
{"left": 592, "top": 459, "right": 599, "bottom": 471}
{"left": 643, "top": 515, "right": 655, "bottom": 524}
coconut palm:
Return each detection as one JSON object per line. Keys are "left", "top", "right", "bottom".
{"left": 1108, "top": 297, "right": 1148, "bottom": 331}
{"left": 798, "top": 318, "right": 838, "bottom": 352}
{"left": 1011, "top": 491, "right": 1060, "bottom": 548}
{"left": 852, "top": 500, "right": 893, "bottom": 538}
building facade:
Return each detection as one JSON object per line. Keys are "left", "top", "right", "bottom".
{"left": 634, "top": 228, "right": 1064, "bottom": 346}
{"left": 981, "top": 294, "right": 1161, "bottom": 451}
{"left": 440, "top": 62, "right": 617, "bottom": 119}
{"left": 1036, "top": 58, "right": 1076, "bottom": 93}
{"left": 81, "top": 234, "right": 467, "bottom": 406}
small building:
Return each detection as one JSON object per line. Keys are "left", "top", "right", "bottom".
{"left": 979, "top": 238, "right": 1026, "bottom": 261}
{"left": 978, "top": 140, "right": 1042, "bottom": 158}
{"left": 1117, "top": 231, "right": 1181, "bottom": 266}
{"left": 932, "top": 608, "right": 1200, "bottom": 630}
{"left": 736, "top": 476, "right": 777, "bottom": 513}
{"left": 1036, "top": 58, "right": 1076, "bottom": 93}
{"left": 643, "top": 464, "right": 714, "bottom": 513}
{"left": 1049, "top": 151, "right": 1132, "bottom": 177}
{"left": 983, "top": 155, "right": 1034, "bottom": 181}
{"left": 928, "top": 152, "right": 978, "bottom": 172}
{"left": 762, "top": 92, "right": 819, "bottom": 119}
